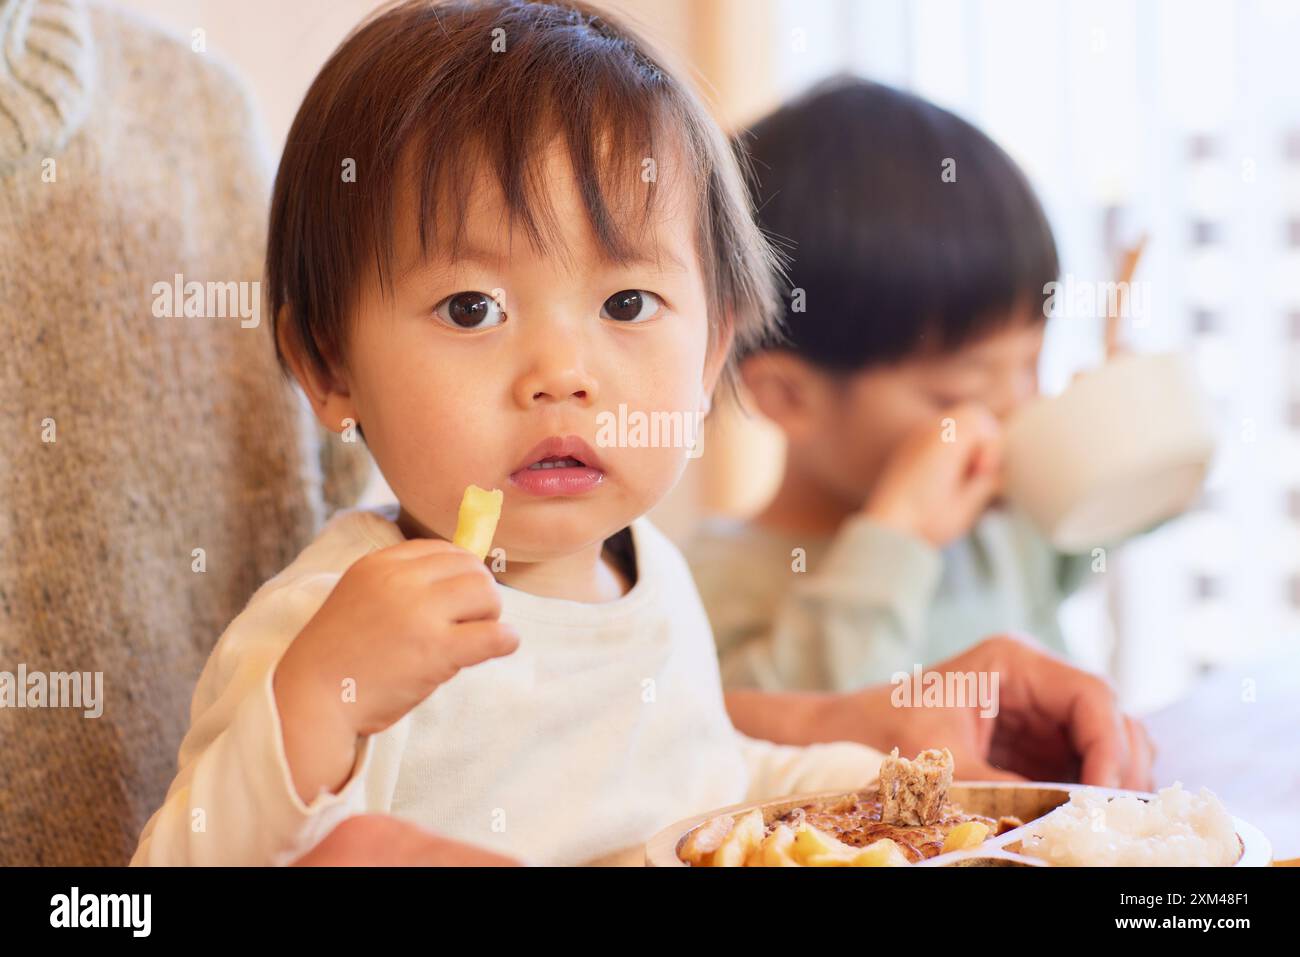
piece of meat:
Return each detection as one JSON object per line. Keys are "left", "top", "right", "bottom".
{"left": 877, "top": 747, "right": 955, "bottom": 826}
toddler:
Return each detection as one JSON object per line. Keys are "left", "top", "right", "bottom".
{"left": 132, "top": 0, "right": 883, "bottom": 867}
{"left": 691, "top": 78, "right": 1109, "bottom": 693}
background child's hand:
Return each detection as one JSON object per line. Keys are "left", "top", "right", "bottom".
{"left": 273, "top": 539, "right": 518, "bottom": 802}
{"left": 862, "top": 401, "right": 1004, "bottom": 547}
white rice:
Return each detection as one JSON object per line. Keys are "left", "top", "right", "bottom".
{"left": 1016, "top": 783, "right": 1239, "bottom": 867}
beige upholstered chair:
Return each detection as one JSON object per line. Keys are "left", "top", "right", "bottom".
{"left": 0, "top": 0, "right": 372, "bottom": 865}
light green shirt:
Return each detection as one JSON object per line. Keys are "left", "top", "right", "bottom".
{"left": 687, "top": 506, "right": 1096, "bottom": 693}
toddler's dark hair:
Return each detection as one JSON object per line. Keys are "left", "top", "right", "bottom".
{"left": 737, "top": 76, "right": 1059, "bottom": 371}
{"left": 268, "top": 0, "right": 781, "bottom": 392}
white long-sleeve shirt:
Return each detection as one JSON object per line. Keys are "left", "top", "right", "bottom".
{"left": 131, "top": 504, "right": 884, "bottom": 866}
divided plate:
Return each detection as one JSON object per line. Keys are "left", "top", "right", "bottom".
{"left": 645, "top": 781, "right": 1272, "bottom": 867}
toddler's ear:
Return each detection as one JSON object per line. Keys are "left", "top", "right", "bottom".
{"left": 738, "top": 351, "right": 822, "bottom": 442}
{"left": 276, "top": 304, "right": 358, "bottom": 434}
{"left": 700, "top": 321, "right": 736, "bottom": 411}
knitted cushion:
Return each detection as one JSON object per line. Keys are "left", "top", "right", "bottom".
{"left": 0, "top": 0, "right": 371, "bottom": 865}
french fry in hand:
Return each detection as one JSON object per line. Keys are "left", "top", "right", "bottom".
{"left": 452, "top": 485, "right": 503, "bottom": 561}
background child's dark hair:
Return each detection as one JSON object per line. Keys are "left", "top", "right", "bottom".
{"left": 736, "top": 75, "right": 1059, "bottom": 371}
{"left": 268, "top": 0, "right": 780, "bottom": 393}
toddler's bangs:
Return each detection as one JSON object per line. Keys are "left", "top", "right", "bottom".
{"left": 399, "top": 76, "right": 682, "bottom": 279}
{"left": 269, "top": 0, "right": 781, "bottom": 388}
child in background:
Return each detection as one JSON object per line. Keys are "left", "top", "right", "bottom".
{"left": 690, "top": 77, "right": 1101, "bottom": 693}
{"left": 130, "top": 0, "right": 886, "bottom": 867}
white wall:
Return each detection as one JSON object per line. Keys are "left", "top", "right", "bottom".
{"left": 110, "top": 0, "right": 702, "bottom": 155}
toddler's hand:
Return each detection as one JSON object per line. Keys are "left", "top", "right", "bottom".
{"left": 273, "top": 539, "right": 517, "bottom": 801}
{"left": 862, "top": 402, "right": 1003, "bottom": 547}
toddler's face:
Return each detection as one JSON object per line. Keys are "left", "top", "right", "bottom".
{"left": 786, "top": 316, "right": 1044, "bottom": 509}
{"left": 336, "top": 140, "right": 721, "bottom": 564}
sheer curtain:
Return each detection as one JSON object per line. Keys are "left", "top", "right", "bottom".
{"left": 769, "top": 0, "right": 1300, "bottom": 711}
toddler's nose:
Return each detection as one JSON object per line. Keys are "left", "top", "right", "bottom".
{"left": 513, "top": 363, "right": 597, "bottom": 408}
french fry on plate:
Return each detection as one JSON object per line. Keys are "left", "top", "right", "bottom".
{"left": 679, "top": 814, "right": 735, "bottom": 866}
{"left": 941, "top": 820, "right": 991, "bottom": 854}
{"left": 710, "top": 809, "right": 765, "bottom": 867}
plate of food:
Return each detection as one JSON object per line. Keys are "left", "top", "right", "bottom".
{"left": 646, "top": 747, "right": 1272, "bottom": 867}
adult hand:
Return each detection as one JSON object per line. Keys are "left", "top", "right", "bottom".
{"left": 292, "top": 814, "right": 521, "bottom": 867}
{"left": 804, "top": 635, "right": 1156, "bottom": 790}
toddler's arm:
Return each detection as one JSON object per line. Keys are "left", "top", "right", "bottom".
{"left": 130, "top": 579, "right": 391, "bottom": 866}
{"left": 132, "top": 537, "right": 516, "bottom": 866}
{"left": 720, "top": 515, "right": 942, "bottom": 692}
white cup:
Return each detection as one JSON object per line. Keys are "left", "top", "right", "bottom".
{"left": 1002, "top": 352, "right": 1218, "bottom": 553}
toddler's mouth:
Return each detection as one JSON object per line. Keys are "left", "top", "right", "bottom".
{"left": 526, "top": 456, "right": 585, "bottom": 470}
{"left": 509, "top": 436, "right": 605, "bottom": 497}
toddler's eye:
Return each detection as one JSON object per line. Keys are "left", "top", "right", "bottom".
{"left": 601, "top": 289, "right": 662, "bottom": 323}
{"left": 434, "top": 291, "right": 506, "bottom": 329}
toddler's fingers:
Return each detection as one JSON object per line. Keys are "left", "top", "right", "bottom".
{"left": 933, "top": 405, "right": 1001, "bottom": 478}
{"left": 976, "top": 424, "right": 1006, "bottom": 472}
{"left": 425, "top": 571, "right": 503, "bottom": 622}
{"left": 399, "top": 548, "right": 497, "bottom": 583}
{"left": 445, "top": 620, "right": 520, "bottom": 667}
{"left": 956, "top": 463, "right": 1002, "bottom": 516}
{"left": 378, "top": 537, "right": 473, "bottom": 562}
{"left": 970, "top": 442, "right": 1001, "bottom": 476}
